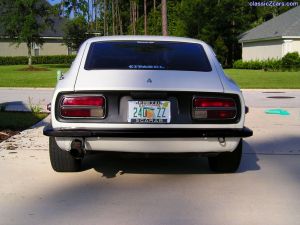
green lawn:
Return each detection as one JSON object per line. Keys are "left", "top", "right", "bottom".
{"left": 0, "top": 65, "right": 299, "bottom": 88}
{"left": 0, "top": 64, "right": 69, "bottom": 87}
{"left": 225, "top": 69, "right": 300, "bottom": 89}
{"left": 0, "top": 112, "right": 48, "bottom": 130}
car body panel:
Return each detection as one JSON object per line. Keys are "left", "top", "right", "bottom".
{"left": 74, "top": 70, "right": 224, "bottom": 93}
{"left": 55, "top": 137, "right": 240, "bottom": 153}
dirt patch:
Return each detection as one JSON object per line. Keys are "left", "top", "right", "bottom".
{"left": 17, "top": 66, "right": 50, "bottom": 71}
{"left": 0, "top": 130, "right": 20, "bottom": 143}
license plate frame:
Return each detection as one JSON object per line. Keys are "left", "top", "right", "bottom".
{"left": 127, "top": 100, "right": 171, "bottom": 123}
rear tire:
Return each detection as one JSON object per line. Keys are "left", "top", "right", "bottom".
{"left": 49, "top": 137, "right": 82, "bottom": 172}
{"left": 208, "top": 139, "right": 242, "bottom": 173}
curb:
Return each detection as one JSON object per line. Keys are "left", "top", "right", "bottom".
{"left": 0, "top": 87, "right": 54, "bottom": 90}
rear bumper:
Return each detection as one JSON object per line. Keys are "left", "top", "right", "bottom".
{"left": 43, "top": 125, "right": 253, "bottom": 138}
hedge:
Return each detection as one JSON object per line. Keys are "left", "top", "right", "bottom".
{"left": 0, "top": 55, "right": 76, "bottom": 65}
{"left": 233, "top": 52, "right": 300, "bottom": 71}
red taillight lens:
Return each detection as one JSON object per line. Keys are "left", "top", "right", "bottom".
{"left": 62, "top": 96, "right": 104, "bottom": 107}
{"left": 193, "top": 98, "right": 235, "bottom": 108}
{"left": 60, "top": 95, "right": 105, "bottom": 118}
{"left": 192, "top": 97, "right": 237, "bottom": 120}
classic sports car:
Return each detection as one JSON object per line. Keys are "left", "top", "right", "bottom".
{"left": 43, "top": 36, "right": 253, "bottom": 173}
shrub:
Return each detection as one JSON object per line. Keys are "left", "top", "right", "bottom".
{"left": 233, "top": 58, "right": 282, "bottom": 71}
{"left": 233, "top": 59, "right": 243, "bottom": 69}
{"left": 233, "top": 59, "right": 264, "bottom": 70}
{"left": 32, "top": 55, "right": 76, "bottom": 64}
{"left": 281, "top": 52, "right": 300, "bottom": 68}
{"left": 0, "top": 56, "right": 28, "bottom": 65}
{"left": 0, "top": 55, "right": 76, "bottom": 65}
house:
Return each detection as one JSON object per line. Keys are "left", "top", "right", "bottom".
{"left": 239, "top": 6, "right": 300, "bottom": 61}
{"left": 0, "top": 17, "right": 70, "bottom": 57}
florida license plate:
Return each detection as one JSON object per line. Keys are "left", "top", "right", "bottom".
{"left": 128, "top": 101, "right": 171, "bottom": 123}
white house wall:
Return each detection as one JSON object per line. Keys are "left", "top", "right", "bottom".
{"left": 39, "top": 40, "right": 68, "bottom": 56}
{"left": 242, "top": 39, "right": 283, "bottom": 60}
{"left": 0, "top": 39, "right": 69, "bottom": 56}
{"left": 289, "top": 40, "right": 300, "bottom": 53}
{"left": 0, "top": 41, "right": 28, "bottom": 56}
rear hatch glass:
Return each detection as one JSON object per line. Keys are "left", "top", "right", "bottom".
{"left": 84, "top": 41, "right": 212, "bottom": 72}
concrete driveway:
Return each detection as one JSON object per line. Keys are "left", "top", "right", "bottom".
{"left": 0, "top": 89, "right": 300, "bottom": 225}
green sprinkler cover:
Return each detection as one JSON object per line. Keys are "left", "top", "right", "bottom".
{"left": 265, "top": 109, "right": 290, "bottom": 116}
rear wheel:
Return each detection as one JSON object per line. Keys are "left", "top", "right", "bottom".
{"left": 208, "top": 139, "right": 242, "bottom": 173}
{"left": 49, "top": 137, "right": 82, "bottom": 172}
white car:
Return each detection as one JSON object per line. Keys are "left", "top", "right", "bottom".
{"left": 44, "top": 36, "right": 253, "bottom": 173}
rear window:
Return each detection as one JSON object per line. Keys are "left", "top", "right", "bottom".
{"left": 84, "top": 41, "right": 212, "bottom": 72}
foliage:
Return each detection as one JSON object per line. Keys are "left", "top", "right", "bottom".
{"left": 0, "top": 0, "right": 54, "bottom": 66}
{"left": 62, "top": 16, "right": 90, "bottom": 50}
{"left": 0, "top": 56, "right": 28, "bottom": 65}
{"left": 28, "top": 97, "right": 44, "bottom": 114}
{"left": 62, "top": 0, "right": 88, "bottom": 17}
{"left": 32, "top": 55, "right": 76, "bottom": 64}
{"left": 281, "top": 52, "right": 300, "bottom": 67}
{"left": 233, "top": 54, "right": 300, "bottom": 71}
{"left": 0, "top": 55, "right": 76, "bottom": 65}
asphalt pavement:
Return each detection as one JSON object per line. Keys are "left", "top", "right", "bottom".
{"left": 0, "top": 88, "right": 300, "bottom": 225}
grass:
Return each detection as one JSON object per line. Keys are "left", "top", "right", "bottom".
{"left": 0, "top": 64, "right": 69, "bottom": 87}
{"left": 0, "top": 65, "right": 299, "bottom": 88}
{"left": 225, "top": 69, "right": 300, "bottom": 89}
{"left": 0, "top": 112, "right": 48, "bottom": 130}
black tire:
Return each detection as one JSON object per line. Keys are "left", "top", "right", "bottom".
{"left": 208, "top": 139, "right": 243, "bottom": 173}
{"left": 49, "top": 137, "right": 82, "bottom": 172}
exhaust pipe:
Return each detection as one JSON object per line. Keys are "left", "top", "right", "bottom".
{"left": 70, "top": 139, "right": 85, "bottom": 159}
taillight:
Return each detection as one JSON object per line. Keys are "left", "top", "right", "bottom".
{"left": 60, "top": 95, "right": 105, "bottom": 118}
{"left": 192, "top": 97, "right": 237, "bottom": 120}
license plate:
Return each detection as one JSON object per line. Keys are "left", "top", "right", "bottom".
{"left": 128, "top": 101, "right": 171, "bottom": 123}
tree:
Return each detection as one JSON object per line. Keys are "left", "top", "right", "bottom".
{"left": 144, "top": 0, "right": 147, "bottom": 35}
{"left": 130, "top": 0, "right": 138, "bottom": 35}
{"left": 62, "top": 16, "right": 90, "bottom": 51}
{"left": 0, "top": 0, "right": 53, "bottom": 66}
{"left": 63, "top": 0, "right": 88, "bottom": 17}
{"left": 104, "top": 0, "right": 108, "bottom": 35}
{"left": 161, "top": 0, "right": 167, "bottom": 36}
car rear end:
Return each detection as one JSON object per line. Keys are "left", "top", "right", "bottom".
{"left": 44, "top": 36, "right": 252, "bottom": 172}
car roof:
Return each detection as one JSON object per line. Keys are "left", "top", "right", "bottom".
{"left": 87, "top": 35, "right": 207, "bottom": 46}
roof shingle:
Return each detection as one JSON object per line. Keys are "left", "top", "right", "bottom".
{"left": 239, "top": 6, "right": 300, "bottom": 42}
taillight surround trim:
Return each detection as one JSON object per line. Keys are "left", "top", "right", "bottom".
{"left": 58, "top": 94, "right": 107, "bottom": 119}
{"left": 54, "top": 91, "right": 241, "bottom": 124}
{"left": 192, "top": 96, "right": 238, "bottom": 121}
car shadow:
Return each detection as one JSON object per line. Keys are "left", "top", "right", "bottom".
{"left": 0, "top": 101, "right": 50, "bottom": 130}
{"left": 80, "top": 140, "right": 260, "bottom": 178}
{"left": 238, "top": 140, "right": 260, "bottom": 172}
